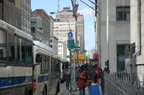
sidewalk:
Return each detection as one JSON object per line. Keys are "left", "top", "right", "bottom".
{"left": 57, "top": 82, "right": 88, "bottom": 95}
{"left": 57, "top": 82, "right": 102, "bottom": 95}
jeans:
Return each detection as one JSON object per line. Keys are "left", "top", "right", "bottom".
{"left": 79, "top": 88, "right": 85, "bottom": 95}
{"left": 66, "top": 81, "right": 69, "bottom": 89}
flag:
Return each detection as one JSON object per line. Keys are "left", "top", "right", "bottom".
{"left": 71, "top": 0, "right": 79, "bottom": 21}
{"left": 73, "top": 4, "right": 79, "bottom": 21}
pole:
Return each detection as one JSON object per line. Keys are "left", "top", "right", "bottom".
{"left": 106, "top": 0, "right": 110, "bottom": 72}
{"left": 69, "top": 49, "right": 72, "bottom": 93}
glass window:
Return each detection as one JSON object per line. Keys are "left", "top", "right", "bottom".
{"left": 31, "top": 27, "right": 35, "bottom": 33}
{"left": 116, "top": 7, "right": 123, "bottom": 20}
{"left": 51, "top": 58, "right": 54, "bottom": 73}
{"left": 117, "top": 45, "right": 126, "bottom": 72}
{"left": 25, "top": 41, "right": 32, "bottom": 64}
{"left": 124, "top": 7, "right": 130, "bottom": 21}
{"left": 45, "top": 56, "right": 49, "bottom": 72}
{"left": 31, "top": 19, "right": 38, "bottom": 23}
{"left": 0, "top": 30, "right": 7, "bottom": 62}
{"left": 41, "top": 55, "right": 50, "bottom": 74}
{"left": 116, "top": 6, "right": 130, "bottom": 21}
{"left": 41, "top": 55, "right": 46, "bottom": 73}
{"left": 56, "top": 60, "right": 60, "bottom": 73}
{"left": 9, "top": 33, "right": 15, "bottom": 62}
{"left": 18, "top": 38, "right": 26, "bottom": 63}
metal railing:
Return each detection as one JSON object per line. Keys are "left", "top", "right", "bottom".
{"left": 102, "top": 72, "right": 144, "bottom": 95}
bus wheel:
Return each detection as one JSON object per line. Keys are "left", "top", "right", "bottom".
{"left": 28, "top": 90, "right": 32, "bottom": 95}
{"left": 54, "top": 83, "right": 60, "bottom": 95}
{"left": 25, "top": 87, "right": 32, "bottom": 95}
{"left": 43, "top": 87, "right": 47, "bottom": 95}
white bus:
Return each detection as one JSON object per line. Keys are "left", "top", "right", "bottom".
{"left": 0, "top": 20, "right": 33, "bottom": 95}
{"left": 0, "top": 20, "right": 61, "bottom": 95}
{"left": 33, "top": 41, "right": 61, "bottom": 95}
{"left": 60, "top": 58, "right": 69, "bottom": 83}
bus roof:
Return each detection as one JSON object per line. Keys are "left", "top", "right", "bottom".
{"left": 0, "top": 19, "right": 33, "bottom": 41}
{"left": 33, "top": 41, "right": 61, "bottom": 59}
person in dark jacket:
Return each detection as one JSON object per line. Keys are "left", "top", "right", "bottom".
{"left": 85, "top": 66, "right": 97, "bottom": 95}
{"left": 64, "top": 70, "right": 71, "bottom": 90}
{"left": 78, "top": 68, "right": 86, "bottom": 95}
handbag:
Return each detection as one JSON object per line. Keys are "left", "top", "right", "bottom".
{"left": 79, "top": 72, "right": 86, "bottom": 79}
{"left": 75, "top": 82, "right": 78, "bottom": 86}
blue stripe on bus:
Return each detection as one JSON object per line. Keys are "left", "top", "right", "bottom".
{"left": 37, "top": 74, "right": 60, "bottom": 83}
{"left": 0, "top": 76, "right": 32, "bottom": 87}
{"left": 38, "top": 75, "right": 48, "bottom": 82}
{"left": 56, "top": 74, "right": 60, "bottom": 79}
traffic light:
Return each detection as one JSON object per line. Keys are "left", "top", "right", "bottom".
{"left": 67, "top": 39, "right": 75, "bottom": 49}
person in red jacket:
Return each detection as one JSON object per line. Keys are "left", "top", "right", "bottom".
{"left": 78, "top": 68, "right": 86, "bottom": 95}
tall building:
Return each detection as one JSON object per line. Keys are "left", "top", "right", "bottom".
{"left": 31, "top": 9, "right": 51, "bottom": 40}
{"left": 53, "top": 21, "right": 76, "bottom": 61}
{"left": 0, "top": 0, "right": 31, "bottom": 34}
{"left": 89, "top": 48, "right": 96, "bottom": 59}
{"left": 31, "top": 16, "right": 44, "bottom": 41}
{"left": 0, "top": 0, "right": 21, "bottom": 29}
{"left": 56, "top": 7, "right": 85, "bottom": 53}
{"left": 53, "top": 21, "right": 76, "bottom": 43}
{"left": 124, "top": 0, "right": 144, "bottom": 83}
{"left": 96, "top": 0, "right": 130, "bottom": 72}
{"left": 58, "top": 41, "right": 67, "bottom": 58}
{"left": 19, "top": 0, "right": 31, "bottom": 34}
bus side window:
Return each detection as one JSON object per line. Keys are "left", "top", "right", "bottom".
{"left": 8, "top": 33, "right": 15, "bottom": 62}
{"left": 25, "top": 41, "right": 32, "bottom": 63}
{"left": 36, "top": 54, "right": 41, "bottom": 63}
{"left": 0, "top": 30, "right": 7, "bottom": 62}
{"left": 0, "top": 49, "right": 3, "bottom": 60}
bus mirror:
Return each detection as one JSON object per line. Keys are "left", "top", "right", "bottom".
{"left": 36, "top": 54, "right": 41, "bottom": 63}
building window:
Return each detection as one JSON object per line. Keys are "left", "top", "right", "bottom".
{"left": 116, "top": 6, "right": 130, "bottom": 21}
{"left": 31, "top": 27, "right": 35, "bottom": 33}
{"left": 31, "top": 19, "right": 38, "bottom": 23}
{"left": 117, "top": 44, "right": 128, "bottom": 72}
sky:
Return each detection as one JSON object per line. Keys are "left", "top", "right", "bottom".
{"left": 31, "top": 0, "right": 96, "bottom": 52}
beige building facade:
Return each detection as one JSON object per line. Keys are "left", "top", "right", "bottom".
{"left": 56, "top": 7, "right": 85, "bottom": 53}
{"left": 53, "top": 21, "right": 76, "bottom": 60}
{"left": 125, "top": 0, "right": 144, "bottom": 83}
{"left": 96, "top": 0, "right": 130, "bottom": 72}
{"left": 53, "top": 21, "right": 76, "bottom": 43}
{"left": 58, "top": 41, "right": 67, "bottom": 59}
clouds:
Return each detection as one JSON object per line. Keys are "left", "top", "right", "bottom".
{"left": 78, "top": 8, "right": 95, "bottom": 17}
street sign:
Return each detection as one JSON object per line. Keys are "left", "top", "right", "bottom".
{"left": 67, "top": 39, "right": 75, "bottom": 49}
{"left": 67, "top": 55, "right": 73, "bottom": 58}
{"left": 68, "top": 31, "right": 73, "bottom": 38}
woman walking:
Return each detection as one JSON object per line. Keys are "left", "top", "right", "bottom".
{"left": 78, "top": 68, "right": 86, "bottom": 95}
{"left": 64, "top": 70, "right": 71, "bottom": 90}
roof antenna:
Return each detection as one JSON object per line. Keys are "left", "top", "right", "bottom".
{"left": 57, "top": 0, "right": 59, "bottom": 12}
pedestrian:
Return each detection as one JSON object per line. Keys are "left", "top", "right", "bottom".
{"left": 64, "top": 70, "right": 71, "bottom": 90}
{"left": 85, "top": 66, "right": 94, "bottom": 95}
{"left": 95, "top": 65, "right": 102, "bottom": 84}
{"left": 78, "top": 68, "right": 86, "bottom": 95}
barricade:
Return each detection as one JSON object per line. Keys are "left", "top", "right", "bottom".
{"left": 102, "top": 72, "right": 144, "bottom": 95}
